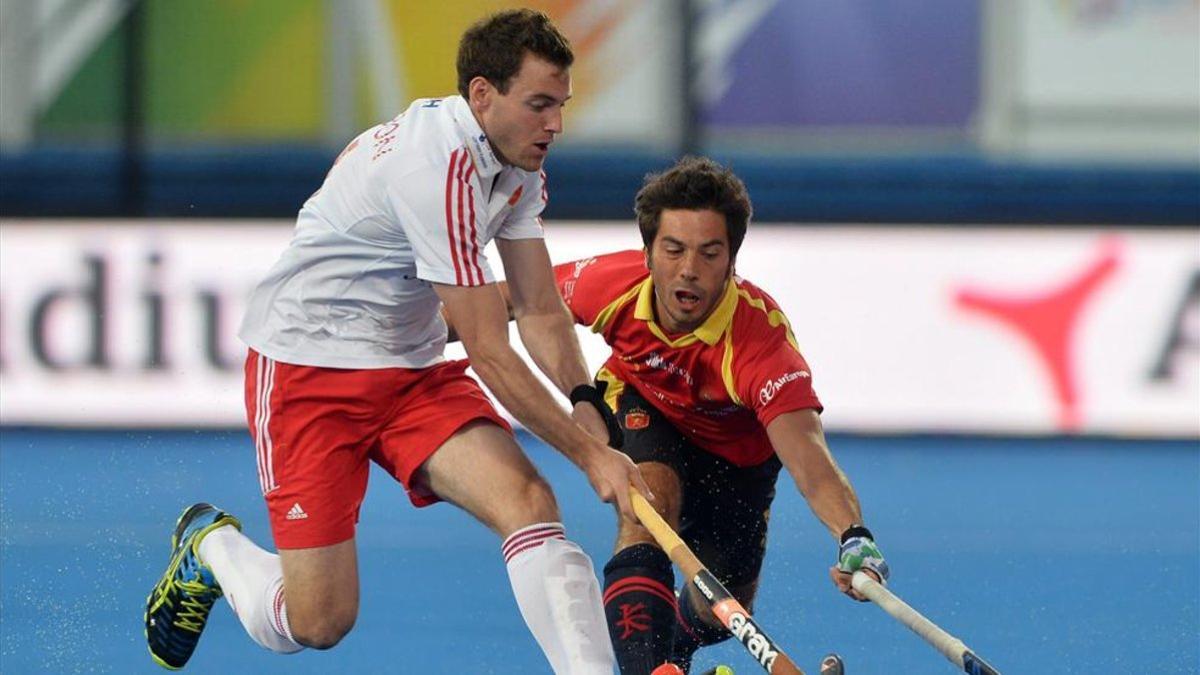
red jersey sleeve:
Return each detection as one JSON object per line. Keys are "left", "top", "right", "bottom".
{"left": 553, "top": 250, "right": 646, "bottom": 327}
{"left": 730, "top": 285, "right": 823, "bottom": 427}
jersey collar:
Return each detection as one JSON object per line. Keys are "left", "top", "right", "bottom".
{"left": 449, "top": 95, "right": 504, "bottom": 180}
{"left": 633, "top": 276, "right": 738, "bottom": 347}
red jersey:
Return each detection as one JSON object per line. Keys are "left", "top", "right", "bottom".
{"left": 555, "top": 250, "right": 822, "bottom": 467}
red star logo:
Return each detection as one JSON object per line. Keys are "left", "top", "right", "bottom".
{"left": 954, "top": 239, "right": 1122, "bottom": 431}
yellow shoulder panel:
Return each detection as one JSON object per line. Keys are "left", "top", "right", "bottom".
{"left": 590, "top": 280, "right": 646, "bottom": 334}
{"left": 736, "top": 288, "right": 800, "bottom": 351}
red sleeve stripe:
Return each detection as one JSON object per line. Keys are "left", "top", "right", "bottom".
{"left": 463, "top": 163, "right": 484, "bottom": 284}
{"left": 444, "top": 148, "right": 489, "bottom": 287}
{"left": 444, "top": 148, "right": 465, "bottom": 285}
{"left": 454, "top": 152, "right": 476, "bottom": 285}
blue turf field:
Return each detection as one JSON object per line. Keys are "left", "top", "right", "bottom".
{"left": 1, "top": 429, "right": 1197, "bottom": 674}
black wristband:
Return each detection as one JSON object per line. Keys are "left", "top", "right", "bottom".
{"left": 569, "top": 383, "right": 624, "bottom": 450}
{"left": 840, "top": 524, "right": 874, "bottom": 544}
{"left": 569, "top": 383, "right": 602, "bottom": 407}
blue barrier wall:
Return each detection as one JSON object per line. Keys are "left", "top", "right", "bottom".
{"left": 2, "top": 147, "right": 1197, "bottom": 224}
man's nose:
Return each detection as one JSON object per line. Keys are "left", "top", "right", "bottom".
{"left": 678, "top": 252, "right": 700, "bottom": 279}
{"left": 544, "top": 107, "right": 563, "bottom": 135}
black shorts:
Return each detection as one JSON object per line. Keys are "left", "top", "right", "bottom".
{"left": 614, "top": 385, "right": 782, "bottom": 590}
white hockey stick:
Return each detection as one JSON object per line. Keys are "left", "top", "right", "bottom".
{"left": 851, "top": 571, "right": 1001, "bottom": 675}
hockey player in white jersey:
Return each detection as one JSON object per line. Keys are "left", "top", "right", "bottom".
{"left": 145, "top": 9, "right": 647, "bottom": 673}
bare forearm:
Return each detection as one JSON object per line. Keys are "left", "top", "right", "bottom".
{"left": 469, "top": 343, "right": 595, "bottom": 467}
{"left": 790, "top": 459, "right": 864, "bottom": 539}
{"left": 436, "top": 269, "right": 645, "bottom": 517}
{"left": 515, "top": 309, "right": 591, "bottom": 395}
{"left": 769, "top": 410, "right": 866, "bottom": 539}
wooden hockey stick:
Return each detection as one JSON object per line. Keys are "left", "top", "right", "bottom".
{"left": 630, "top": 489, "right": 805, "bottom": 675}
{"left": 851, "top": 571, "right": 1001, "bottom": 675}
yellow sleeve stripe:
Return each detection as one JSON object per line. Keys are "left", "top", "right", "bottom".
{"left": 590, "top": 279, "right": 646, "bottom": 334}
{"left": 736, "top": 288, "right": 800, "bottom": 351}
{"left": 721, "top": 328, "right": 742, "bottom": 406}
{"left": 720, "top": 288, "right": 802, "bottom": 407}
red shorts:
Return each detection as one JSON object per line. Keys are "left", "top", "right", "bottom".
{"left": 244, "top": 349, "right": 511, "bottom": 549}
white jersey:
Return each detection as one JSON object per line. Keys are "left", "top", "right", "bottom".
{"left": 239, "top": 95, "right": 547, "bottom": 369}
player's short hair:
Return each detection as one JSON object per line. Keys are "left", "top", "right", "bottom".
{"left": 635, "top": 156, "right": 752, "bottom": 257}
{"left": 457, "top": 9, "right": 574, "bottom": 98}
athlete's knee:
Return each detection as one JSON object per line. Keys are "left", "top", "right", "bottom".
{"left": 613, "top": 484, "right": 677, "bottom": 547}
{"left": 512, "top": 472, "right": 560, "bottom": 523}
{"left": 290, "top": 609, "right": 357, "bottom": 650}
{"left": 634, "top": 462, "right": 684, "bottom": 524}
{"left": 287, "top": 592, "right": 358, "bottom": 650}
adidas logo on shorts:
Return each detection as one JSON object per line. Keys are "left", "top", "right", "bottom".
{"left": 286, "top": 503, "right": 308, "bottom": 520}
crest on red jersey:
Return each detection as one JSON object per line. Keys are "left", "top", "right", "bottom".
{"left": 624, "top": 408, "right": 650, "bottom": 430}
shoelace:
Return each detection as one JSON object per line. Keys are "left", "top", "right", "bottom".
{"left": 172, "top": 577, "right": 217, "bottom": 633}
{"left": 149, "top": 542, "right": 219, "bottom": 635}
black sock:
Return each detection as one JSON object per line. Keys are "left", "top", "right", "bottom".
{"left": 603, "top": 543, "right": 677, "bottom": 674}
{"left": 668, "top": 586, "right": 731, "bottom": 672}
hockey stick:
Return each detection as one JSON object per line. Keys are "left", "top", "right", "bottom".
{"left": 630, "top": 489, "right": 805, "bottom": 675}
{"left": 850, "top": 571, "right": 1001, "bottom": 675}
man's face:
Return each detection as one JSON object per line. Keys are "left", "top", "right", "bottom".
{"left": 473, "top": 53, "right": 570, "bottom": 171}
{"left": 646, "top": 209, "right": 734, "bottom": 334}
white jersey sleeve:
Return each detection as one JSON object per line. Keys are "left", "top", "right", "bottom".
{"left": 495, "top": 170, "right": 549, "bottom": 241}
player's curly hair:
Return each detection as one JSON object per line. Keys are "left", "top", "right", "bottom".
{"left": 457, "top": 9, "right": 574, "bottom": 98}
{"left": 635, "top": 156, "right": 752, "bottom": 257}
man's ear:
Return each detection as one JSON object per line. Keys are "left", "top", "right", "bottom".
{"left": 468, "top": 76, "right": 493, "bottom": 110}
{"left": 643, "top": 247, "right": 652, "bottom": 270}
